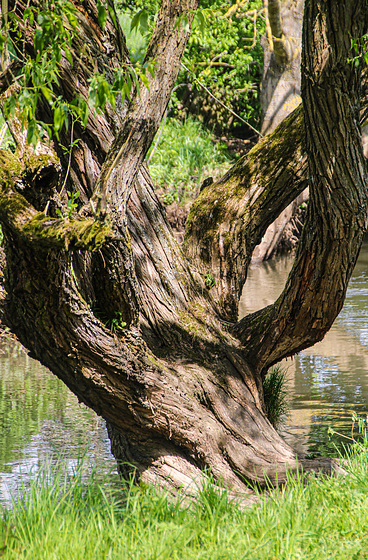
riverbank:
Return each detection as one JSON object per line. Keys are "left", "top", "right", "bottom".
{"left": 1, "top": 433, "right": 368, "bottom": 560}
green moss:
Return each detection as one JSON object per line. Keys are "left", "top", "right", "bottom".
{"left": 24, "top": 153, "right": 59, "bottom": 174}
{"left": 0, "top": 150, "right": 21, "bottom": 187}
{"left": 24, "top": 213, "right": 112, "bottom": 251}
{"left": 0, "top": 191, "right": 32, "bottom": 224}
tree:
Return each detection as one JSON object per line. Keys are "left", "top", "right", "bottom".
{"left": 261, "top": 0, "right": 304, "bottom": 135}
{"left": 0, "top": 0, "right": 367, "bottom": 496}
{"left": 252, "top": 0, "right": 306, "bottom": 261}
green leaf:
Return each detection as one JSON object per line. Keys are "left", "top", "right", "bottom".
{"left": 97, "top": 0, "right": 107, "bottom": 31}
{"left": 65, "top": 48, "right": 73, "bottom": 66}
{"left": 40, "top": 86, "right": 53, "bottom": 103}
{"left": 130, "top": 12, "right": 140, "bottom": 32}
{"left": 130, "top": 9, "right": 149, "bottom": 34}
{"left": 139, "top": 10, "right": 148, "bottom": 34}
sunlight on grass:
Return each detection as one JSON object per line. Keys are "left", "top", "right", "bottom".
{"left": 148, "top": 117, "right": 232, "bottom": 205}
{"left": 2, "top": 427, "right": 368, "bottom": 559}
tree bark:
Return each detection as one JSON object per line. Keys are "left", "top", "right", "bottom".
{"left": 0, "top": 0, "right": 366, "bottom": 495}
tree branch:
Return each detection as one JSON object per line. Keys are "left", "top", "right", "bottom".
{"left": 232, "top": 0, "right": 368, "bottom": 374}
{"left": 184, "top": 105, "right": 307, "bottom": 320}
{"left": 93, "top": 0, "right": 199, "bottom": 215}
{"left": 0, "top": 60, "right": 22, "bottom": 94}
{"left": 0, "top": 150, "right": 112, "bottom": 250}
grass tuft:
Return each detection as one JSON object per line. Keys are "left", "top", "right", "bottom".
{"left": 263, "top": 365, "right": 289, "bottom": 428}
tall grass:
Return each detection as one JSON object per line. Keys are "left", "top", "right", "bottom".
{"left": 263, "top": 365, "right": 289, "bottom": 428}
{"left": 2, "top": 432, "right": 368, "bottom": 559}
{"left": 148, "top": 117, "right": 232, "bottom": 205}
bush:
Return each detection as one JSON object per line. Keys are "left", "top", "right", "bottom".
{"left": 117, "top": 1, "right": 265, "bottom": 135}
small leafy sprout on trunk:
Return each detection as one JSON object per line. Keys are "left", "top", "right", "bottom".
{"left": 106, "top": 312, "right": 127, "bottom": 334}
{"left": 205, "top": 271, "right": 215, "bottom": 289}
{"left": 56, "top": 190, "right": 80, "bottom": 220}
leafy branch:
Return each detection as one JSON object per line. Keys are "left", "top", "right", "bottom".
{"left": 1, "top": 0, "right": 155, "bottom": 146}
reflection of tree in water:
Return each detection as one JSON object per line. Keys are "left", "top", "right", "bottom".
{"left": 0, "top": 344, "right": 113, "bottom": 475}
{"left": 291, "top": 352, "right": 368, "bottom": 456}
{"left": 305, "top": 408, "right": 368, "bottom": 457}
{"left": 244, "top": 245, "right": 368, "bottom": 456}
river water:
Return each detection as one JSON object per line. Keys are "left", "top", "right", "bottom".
{"left": 239, "top": 243, "right": 368, "bottom": 457}
{"left": 1, "top": 245, "right": 368, "bottom": 501}
{"left": 0, "top": 344, "right": 116, "bottom": 503}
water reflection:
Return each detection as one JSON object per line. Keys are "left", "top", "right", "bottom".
{"left": 239, "top": 245, "right": 368, "bottom": 456}
{"left": 0, "top": 344, "right": 116, "bottom": 504}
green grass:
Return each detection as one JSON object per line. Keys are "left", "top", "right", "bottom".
{"left": 148, "top": 116, "right": 232, "bottom": 205}
{"left": 263, "top": 365, "right": 289, "bottom": 428}
{"left": 2, "top": 428, "right": 368, "bottom": 559}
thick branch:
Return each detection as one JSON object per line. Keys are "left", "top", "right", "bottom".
{"left": 184, "top": 105, "right": 307, "bottom": 320}
{"left": 232, "top": 0, "right": 368, "bottom": 374}
{"left": 0, "top": 60, "right": 22, "bottom": 94}
{"left": 0, "top": 150, "right": 112, "bottom": 250}
{"left": 94, "top": 0, "right": 199, "bottom": 214}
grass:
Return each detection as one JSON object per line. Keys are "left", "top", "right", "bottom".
{"left": 263, "top": 365, "right": 289, "bottom": 428}
{"left": 148, "top": 116, "right": 232, "bottom": 205}
{"left": 2, "top": 425, "right": 368, "bottom": 559}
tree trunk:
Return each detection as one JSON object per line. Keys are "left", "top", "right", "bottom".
{"left": 0, "top": 0, "right": 366, "bottom": 495}
{"left": 261, "top": 0, "right": 304, "bottom": 135}
{"left": 253, "top": 0, "right": 306, "bottom": 262}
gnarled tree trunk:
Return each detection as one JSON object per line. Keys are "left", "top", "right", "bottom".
{"left": 0, "top": 0, "right": 367, "bottom": 496}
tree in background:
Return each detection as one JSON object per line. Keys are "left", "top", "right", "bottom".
{"left": 121, "top": 0, "right": 265, "bottom": 137}
{"left": 261, "top": 0, "right": 303, "bottom": 134}
{"left": 0, "top": 0, "right": 367, "bottom": 495}
{"left": 252, "top": 0, "right": 307, "bottom": 261}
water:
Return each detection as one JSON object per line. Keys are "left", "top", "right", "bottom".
{"left": 2, "top": 246, "right": 368, "bottom": 501}
{"left": 239, "top": 244, "right": 368, "bottom": 457}
{"left": 0, "top": 343, "right": 116, "bottom": 504}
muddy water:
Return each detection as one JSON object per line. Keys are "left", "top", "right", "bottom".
{"left": 239, "top": 244, "right": 368, "bottom": 457}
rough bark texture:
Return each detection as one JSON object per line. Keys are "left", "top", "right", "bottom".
{"left": 184, "top": 105, "right": 307, "bottom": 320}
{"left": 0, "top": 0, "right": 366, "bottom": 495}
{"left": 233, "top": 0, "right": 368, "bottom": 375}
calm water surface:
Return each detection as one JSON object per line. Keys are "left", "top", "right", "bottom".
{"left": 0, "top": 345, "right": 116, "bottom": 503}
{"left": 2, "top": 245, "right": 368, "bottom": 501}
{"left": 239, "top": 243, "right": 368, "bottom": 457}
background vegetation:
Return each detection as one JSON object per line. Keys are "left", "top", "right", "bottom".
{"left": 119, "top": 0, "right": 265, "bottom": 134}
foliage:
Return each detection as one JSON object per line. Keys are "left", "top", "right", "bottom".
{"left": 1, "top": 0, "right": 153, "bottom": 147}
{"left": 263, "top": 365, "right": 289, "bottom": 428}
{"left": 55, "top": 190, "right": 80, "bottom": 220}
{"left": 178, "top": 0, "right": 264, "bottom": 134}
{"left": 118, "top": 0, "right": 265, "bottom": 134}
{"left": 90, "top": 302, "right": 127, "bottom": 334}
{"left": 0, "top": 116, "right": 15, "bottom": 151}
{"left": 105, "top": 311, "right": 127, "bottom": 334}
{"left": 3, "top": 437, "right": 368, "bottom": 559}
{"left": 118, "top": 12, "right": 148, "bottom": 63}
{"left": 148, "top": 116, "right": 232, "bottom": 204}
{"left": 204, "top": 271, "right": 215, "bottom": 289}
